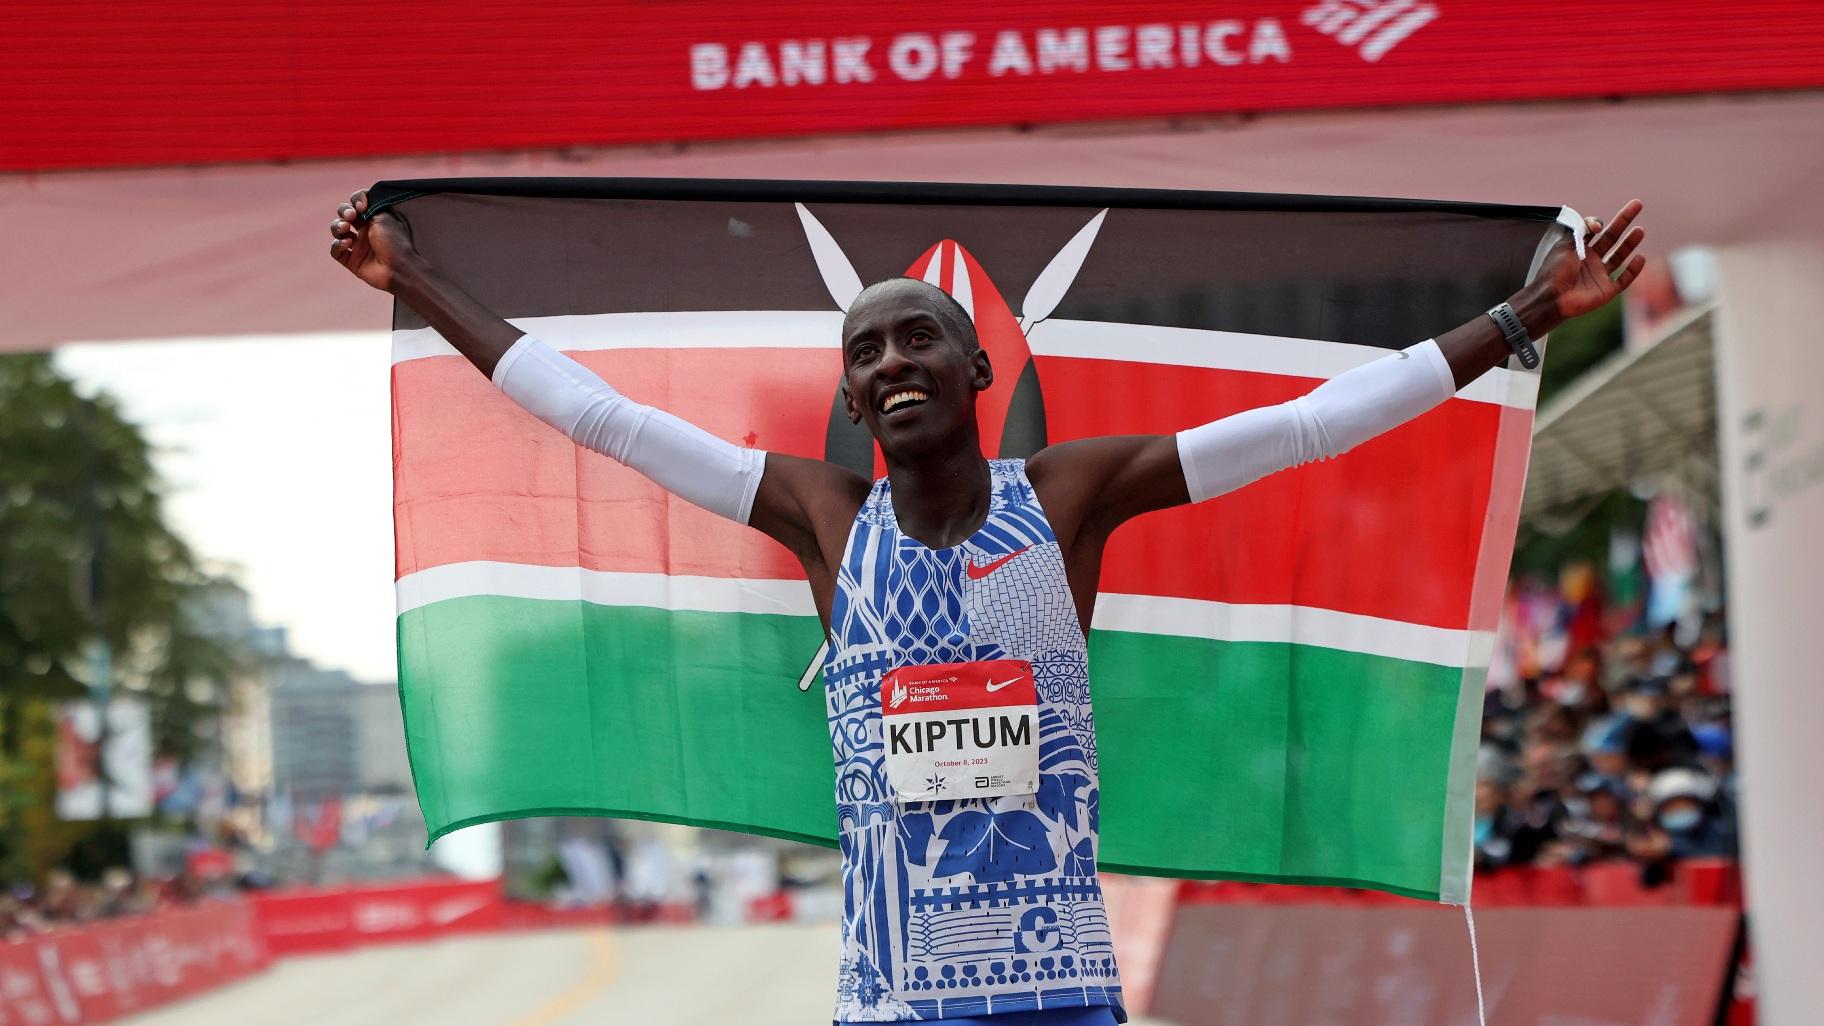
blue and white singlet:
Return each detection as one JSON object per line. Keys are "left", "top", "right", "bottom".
{"left": 823, "top": 459, "right": 1124, "bottom": 1023}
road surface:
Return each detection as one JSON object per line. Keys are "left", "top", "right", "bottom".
{"left": 120, "top": 923, "right": 1167, "bottom": 1026}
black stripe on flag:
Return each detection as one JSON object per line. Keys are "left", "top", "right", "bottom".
{"left": 371, "top": 178, "right": 1563, "bottom": 348}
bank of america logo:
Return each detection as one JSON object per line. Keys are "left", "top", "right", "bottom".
{"left": 1303, "top": 0, "right": 1439, "bottom": 62}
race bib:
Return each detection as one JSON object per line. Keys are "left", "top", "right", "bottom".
{"left": 882, "top": 659, "right": 1039, "bottom": 802}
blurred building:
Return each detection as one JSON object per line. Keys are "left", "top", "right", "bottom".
{"left": 269, "top": 662, "right": 410, "bottom": 801}
{"left": 189, "top": 580, "right": 290, "bottom": 798}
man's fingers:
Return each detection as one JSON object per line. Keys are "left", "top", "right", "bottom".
{"left": 1605, "top": 226, "right": 1645, "bottom": 272}
{"left": 1589, "top": 199, "right": 1644, "bottom": 259}
{"left": 1614, "top": 254, "right": 1646, "bottom": 291}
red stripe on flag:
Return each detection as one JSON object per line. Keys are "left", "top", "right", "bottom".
{"left": 393, "top": 349, "right": 825, "bottom": 582}
{"left": 1038, "top": 356, "right": 1509, "bottom": 629}
{"left": 394, "top": 348, "right": 1515, "bottom": 628}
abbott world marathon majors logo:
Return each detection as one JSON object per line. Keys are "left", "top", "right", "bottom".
{"left": 688, "top": 3, "right": 1437, "bottom": 90}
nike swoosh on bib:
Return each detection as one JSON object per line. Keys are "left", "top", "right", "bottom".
{"left": 966, "top": 546, "right": 1031, "bottom": 580}
{"left": 984, "top": 677, "right": 1021, "bottom": 693}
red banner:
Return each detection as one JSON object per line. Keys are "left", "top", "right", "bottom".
{"left": 0, "top": 903, "right": 269, "bottom": 1026}
{"left": 4, "top": 1, "right": 1823, "bottom": 172}
{"left": 248, "top": 878, "right": 505, "bottom": 955}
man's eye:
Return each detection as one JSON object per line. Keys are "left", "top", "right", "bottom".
{"left": 909, "top": 330, "right": 932, "bottom": 344}
{"left": 852, "top": 344, "right": 878, "bottom": 362}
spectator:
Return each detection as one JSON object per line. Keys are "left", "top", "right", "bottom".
{"left": 1474, "top": 562, "right": 1738, "bottom": 880}
{"left": 1580, "top": 716, "right": 1633, "bottom": 797}
{"left": 1, "top": 864, "right": 222, "bottom": 936}
{"left": 1649, "top": 768, "right": 1736, "bottom": 859}
{"left": 1619, "top": 677, "right": 1698, "bottom": 772}
{"left": 1558, "top": 775, "right": 1633, "bottom": 864}
{"left": 1473, "top": 779, "right": 1519, "bottom": 869}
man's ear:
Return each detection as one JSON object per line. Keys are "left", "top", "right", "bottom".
{"left": 841, "top": 378, "right": 862, "bottom": 424}
{"left": 971, "top": 347, "right": 994, "bottom": 393}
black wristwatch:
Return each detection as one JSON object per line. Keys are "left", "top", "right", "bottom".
{"left": 1486, "top": 301, "right": 1541, "bottom": 370}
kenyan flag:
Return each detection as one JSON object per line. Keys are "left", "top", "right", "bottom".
{"left": 378, "top": 179, "right": 1566, "bottom": 904}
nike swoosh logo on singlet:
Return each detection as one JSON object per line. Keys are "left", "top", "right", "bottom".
{"left": 966, "top": 546, "right": 1031, "bottom": 580}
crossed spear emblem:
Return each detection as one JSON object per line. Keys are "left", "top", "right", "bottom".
{"left": 792, "top": 203, "right": 1109, "bottom": 691}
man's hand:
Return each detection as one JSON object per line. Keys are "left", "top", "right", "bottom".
{"left": 1433, "top": 198, "right": 1647, "bottom": 389}
{"left": 1533, "top": 198, "right": 1648, "bottom": 325}
{"left": 326, "top": 187, "right": 520, "bottom": 376}
{"left": 329, "top": 190, "right": 416, "bottom": 293}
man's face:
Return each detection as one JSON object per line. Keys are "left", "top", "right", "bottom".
{"left": 840, "top": 282, "right": 991, "bottom": 461}
{"left": 1591, "top": 749, "right": 1629, "bottom": 776}
{"left": 1588, "top": 789, "right": 1623, "bottom": 821}
{"left": 1626, "top": 690, "right": 1665, "bottom": 720}
{"left": 1474, "top": 780, "right": 1505, "bottom": 815}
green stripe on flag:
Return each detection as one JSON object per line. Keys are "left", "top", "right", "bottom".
{"left": 399, "top": 595, "right": 1475, "bottom": 901}
{"left": 1090, "top": 631, "right": 1469, "bottom": 902}
{"left": 397, "top": 596, "right": 833, "bottom": 847}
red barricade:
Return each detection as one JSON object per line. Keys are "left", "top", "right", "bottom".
{"left": 1177, "top": 859, "right": 1742, "bottom": 909}
{"left": 1163, "top": 862, "right": 1751, "bottom": 1024}
{"left": 0, "top": 901, "right": 270, "bottom": 1026}
{"left": 1151, "top": 903, "right": 1740, "bottom": 1026}
{"left": 249, "top": 877, "right": 505, "bottom": 955}
{"left": 746, "top": 892, "right": 793, "bottom": 923}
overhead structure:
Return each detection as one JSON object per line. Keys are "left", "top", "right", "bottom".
{"left": 3, "top": 2, "right": 1823, "bottom": 351}
{"left": 1522, "top": 304, "right": 1718, "bottom": 529}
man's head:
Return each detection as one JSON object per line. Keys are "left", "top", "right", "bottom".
{"left": 1624, "top": 676, "right": 1670, "bottom": 720}
{"left": 839, "top": 277, "right": 992, "bottom": 460}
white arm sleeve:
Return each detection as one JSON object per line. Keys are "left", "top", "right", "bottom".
{"left": 491, "top": 334, "right": 766, "bottom": 525}
{"left": 1176, "top": 339, "right": 1457, "bottom": 503}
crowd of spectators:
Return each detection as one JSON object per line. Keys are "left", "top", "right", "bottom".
{"left": 1477, "top": 573, "right": 1736, "bottom": 880}
{"left": 0, "top": 867, "right": 226, "bottom": 941}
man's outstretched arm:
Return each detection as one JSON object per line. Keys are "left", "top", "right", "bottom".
{"left": 329, "top": 190, "right": 864, "bottom": 581}
{"left": 1031, "top": 200, "right": 1648, "bottom": 548}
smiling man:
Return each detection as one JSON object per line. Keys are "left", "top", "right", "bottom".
{"left": 332, "top": 189, "right": 1644, "bottom": 1026}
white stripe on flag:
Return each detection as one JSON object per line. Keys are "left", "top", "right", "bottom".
{"left": 1090, "top": 592, "right": 1495, "bottom": 670}
{"left": 396, "top": 562, "right": 1493, "bottom": 668}
{"left": 393, "top": 312, "right": 1536, "bottom": 410}
{"left": 391, "top": 311, "right": 846, "bottom": 363}
{"left": 395, "top": 561, "right": 817, "bottom": 618}
{"left": 1027, "top": 320, "right": 1538, "bottom": 410}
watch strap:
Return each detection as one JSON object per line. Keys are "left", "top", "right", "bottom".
{"left": 1486, "top": 301, "right": 1541, "bottom": 370}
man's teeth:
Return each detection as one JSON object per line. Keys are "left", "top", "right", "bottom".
{"left": 882, "top": 390, "right": 929, "bottom": 412}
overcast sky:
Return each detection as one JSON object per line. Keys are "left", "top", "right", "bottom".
{"left": 56, "top": 333, "right": 398, "bottom": 682}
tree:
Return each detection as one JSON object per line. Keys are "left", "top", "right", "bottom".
{"left": 0, "top": 353, "right": 248, "bottom": 879}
